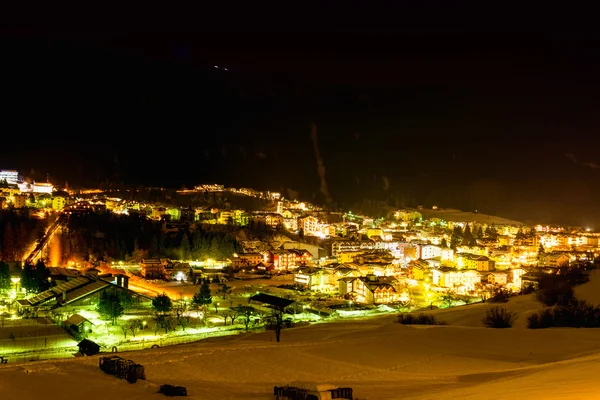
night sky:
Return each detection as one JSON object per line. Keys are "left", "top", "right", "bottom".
{"left": 2, "top": 9, "right": 600, "bottom": 227}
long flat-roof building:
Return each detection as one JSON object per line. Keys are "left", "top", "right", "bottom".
{"left": 0, "top": 170, "right": 19, "bottom": 184}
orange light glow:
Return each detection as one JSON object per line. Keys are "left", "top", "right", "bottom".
{"left": 49, "top": 237, "right": 61, "bottom": 267}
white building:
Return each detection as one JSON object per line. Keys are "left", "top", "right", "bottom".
{"left": 0, "top": 170, "right": 19, "bottom": 184}
{"left": 419, "top": 244, "right": 441, "bottom": 260}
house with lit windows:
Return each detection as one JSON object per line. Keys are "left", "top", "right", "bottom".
{"left": 338, "top": 275, "right": 400, "bottom": 304}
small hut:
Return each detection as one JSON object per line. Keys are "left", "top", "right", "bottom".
{"left": 78, "top": 339, "right": 101, "bottom": 356}
{"left": 64, "top": 313, "right": 93, "bottom": 334}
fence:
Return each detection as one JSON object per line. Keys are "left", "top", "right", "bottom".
{"left": 106, "top": 325, "right": 263, "bottom": 353}
{"left": 0, "top": 318, "right": 266, "bottom": 365}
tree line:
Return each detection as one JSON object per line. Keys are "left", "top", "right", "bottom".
{"left": 54, "top": 212, "right": 243, "bottom": 263}
{"left": 0, "top": 210, "right": 52, "bottom": 261}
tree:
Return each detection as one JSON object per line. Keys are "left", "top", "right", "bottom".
{"left": 118, "top": 290, "right": 133, "bottom": 312}
{"left": 2, "top": 223, "right": 16, "bottom": 261}
{"left": 192, "top": 281, "right": 212, "bottom": 325}
{"left": 20, "top": 262, "right": 32, "bottom": 293}
{"left": 180, "top": 233, "right": 191, "bottom": 260}
{"left": 0, "top": 261, "right": 11, "bottom": 293}
{"left": 152, "top": 293, "right": 173, "bottom": 313}
{"left": 236, "top": 305, "right": 255, "bottom": 331}
{"left": 120, "top": 323, "right": 129, "bottom": 339}
{"left": 266, "top": 307, "right": 285, "bottom": 342}
{"left": 440, "top": 238, "right": 448, "bottom": 248}
{"left": 21, "top": 260, "right": 50, "bottom": 294}
{"left": 192, "top": 281, "right": 212, "bottom": 309}
{"left": 97, "top": 289, "right": 125, "bottom": 325}
{"left": 515, "top": 228, "right": 525, "bottom": 239}
{"left": 129, "top": 320, "right": 143, "bottom": 338}
{"left": 217, "top": 283, "right": 232, "bottom": 299}
{"left": 463, "top": 225, "right": 473, "bottom": 243}
{"left": 476, "top": 226, "right": 483, "bottom": 238}
{"left": 34, "top": 260, "right": 51, "bottom": 292}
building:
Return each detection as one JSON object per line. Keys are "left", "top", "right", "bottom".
{"left": 265, "top": 249, "right": 312, "bottom": 271}
{"left": 52, "top": 194, "right": 67, "bottom": 210}
{"left": 457, "top": 253, "right": 495, "bottom": 271}
{"left": 15, "top": 274, "right": 152, "bottom": 315}
{"left": 264, "top": 213, "right": 283, "bottom": 228}
{"left": 300, "top": 216, "right": 320, "bottom": 236}
{"left": 539, "top": 252, "right": 570, "bottom": 267}
{"left": 431, "top": 267, "right": 481, "bottom": 292}
{"left": 63, "top": 313, "right": 93, "bottom": 334}
{"left": 408, "top": 259, "right": 430, "bottom": 280}
{"left": 231, "top": 253, "right": 265, "bottom": 269}
{"left": 140, "top": 258, "right": 170, "bottom": 279}
{"left": 336, "top": 251, "right": 363, "bottom": 263}
{"left": 294, "top": 266, "right": 336, "bottom": 292}
{"left": 338, "top": 275, "right": 400, "bottom": 304}
{"left": 331, "top": 240, "right": 375, "bottom": 257}
{"left": 418, "top": 244, "right": 441, "bottom": 260}
{"left": 12, "top": 194, "right": 28, "bottom": 208}
{"left": 0, "top": 170, "right": 19, "bottom": 184}
{"left": 166, "top": 208, "right": 181, "bottom": 221}
{"left": 483, "top": 271, "right": 509, "bottom": 285}
{"left": 281, "top": 241, "right": 324, "bottom": 260}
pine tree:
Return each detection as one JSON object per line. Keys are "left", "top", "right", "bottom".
{"left": 210, "top": 236, "right": 221, "bottom": 259}
{"left": 180, "top": 233, "right": 191, "bottom": 260}
{"left": 476, "top": 226, "right": 483, "bottom": 238}
{"left": 2, "top": 223, "right": 15, "bottom": 261}
{"left": 192, "top": 280, "right": 212, "bottom": 310}
{"left": 97, "top": 289, "right": 125, "bottom": 325}
{"left": 152, "top": 293, "right": 173, "bottom": 313}
{"left": 463, "top": 225, "right": 473, "bottom": 243}
{"left": 34, "top": 260, "right": 51, "bottom": 292}
{"left": 21, "top": 262, "right": 35, "bottom": 293}
{"left": 0, "top": 261, "right": 11, "bottom": 292}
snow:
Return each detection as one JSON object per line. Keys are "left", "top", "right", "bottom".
{"left": 4, "top": 271, "right": 600, "bottom": 399}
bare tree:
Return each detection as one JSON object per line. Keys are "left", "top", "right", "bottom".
{"left": 129, "top": 320, "right": 142, "bottom": 338}
{"left": 235, "top": 305, "right": 255, "bottom": 332}
{"left": 120, "top": 323, "right": 128, "bottom": 340}
{"left": 220, "top": 311, "right": 229, "bottom": 326}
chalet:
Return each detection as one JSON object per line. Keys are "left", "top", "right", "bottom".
{"left": 294, "top": 266, "right": 336, "bottom": 292}
{"left": 47, "top": 267, "right": 81, "bottom": 284}
{"left": 265, "top": 249, "right": 312, "bottom": 271}
{"left": 140, "top": 258, "right": 170, "bottom": 279}
{"left": 482, "top": 271, "right": 509, "bottom": 285}
{"left": 63, "top": 313, "right": 93, "bottom": 334}
{"left": 539, "top": 253, "right": 570, "bottom": 267}
{"left": 458, "top": 253, "right": 495, "bottom": 272}
{"left": 338, "top": 275, "right": 399, "bottom": 304}
{"left": 231, "top": 252, "right": 264, "bottom": 269}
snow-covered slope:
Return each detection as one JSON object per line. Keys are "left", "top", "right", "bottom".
{"left": 3, "top": 270, "right": 600, "bottom": 399}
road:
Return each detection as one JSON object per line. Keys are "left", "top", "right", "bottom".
{"left": 25, "top": 213, "right": 65, "bottom": 265}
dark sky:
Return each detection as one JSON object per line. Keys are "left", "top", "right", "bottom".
{"left": 2, "top": 7, "right": 600, "bottom": 227}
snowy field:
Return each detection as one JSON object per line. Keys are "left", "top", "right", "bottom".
{"left": 3, "top": 271, "right": 600, "bottom": 399}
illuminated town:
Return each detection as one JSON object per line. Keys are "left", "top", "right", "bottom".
{"left": 1, "top": 168, "right": 598, "bottom": 368}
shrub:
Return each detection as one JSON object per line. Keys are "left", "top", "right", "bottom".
{"left": 482, "top": 306, "right": 517, "bottom": 328}
{"left": 535, "top": 283, "right": 574, "bottom": 307}
{"left": 526, "top": 308, "right": 555, "bottom": 329}
{"left": 519, "top": 284, "right": 536, "bottom": 295}
{"left": 488, "top": 289, "right": 510, "bottom": 303}
{"left": 527, "top": 300, "right": 600, "bottom": 329}
{"left": 396, "top": 313, "right": 447, "bottom": 325}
